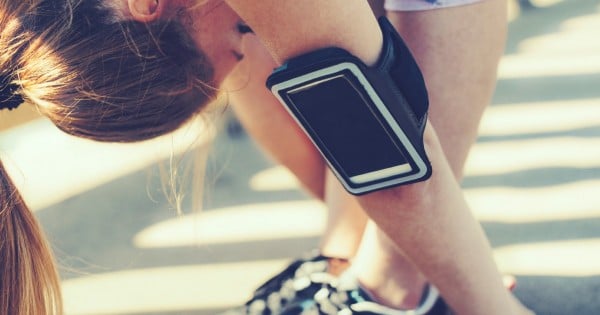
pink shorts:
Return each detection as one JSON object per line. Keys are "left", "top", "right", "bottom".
{"left": 384, "top": 0, "right": 483, "bottom": 11}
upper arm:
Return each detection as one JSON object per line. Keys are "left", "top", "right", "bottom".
{"left": 224, "top": 0, "right": 384, "bottom": 66}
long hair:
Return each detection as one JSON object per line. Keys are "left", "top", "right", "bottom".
{"left": 0, "top": 0, "right": 217, "bottom": 313}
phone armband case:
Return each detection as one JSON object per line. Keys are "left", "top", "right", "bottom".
{"left": 267, "top": 17, "right": 432, "bottom": 195}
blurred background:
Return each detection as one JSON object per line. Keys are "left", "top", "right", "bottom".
{"left": 0, "top": 0, "right": 599, "bottom": 314}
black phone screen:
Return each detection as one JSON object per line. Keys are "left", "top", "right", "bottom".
{"left": 284, "top": 72, "right": 414, "bottom": 184}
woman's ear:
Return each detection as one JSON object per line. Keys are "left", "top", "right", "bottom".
{"left": 127, "top": 0, "right": 164, "bottom": 22}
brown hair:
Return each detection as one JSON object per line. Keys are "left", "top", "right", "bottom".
{"left": 1, "top": 0, "right": 217, "bottom": 313}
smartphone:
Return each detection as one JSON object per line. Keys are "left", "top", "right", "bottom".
{"left": 269, "top": 60, "right": 431, "bottom": 194}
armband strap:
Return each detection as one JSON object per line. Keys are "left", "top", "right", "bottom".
{"left": 267, "top": 17, "right": 431, "bottom": 195}
{"left": 362, "top": 16, "right": 429, "bottom": 161}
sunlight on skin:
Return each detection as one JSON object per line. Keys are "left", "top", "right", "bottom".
{"left": 134, "top": 200, "right": 326, "bottom": 248}
{"left": 495, "top": 238, "right": 600, "bottom": 277}
{"left": 0, "top": 117, "right": 212, "bottom": 212}
{"left": 62, "top": 260, "right": 290, "bottom": 315}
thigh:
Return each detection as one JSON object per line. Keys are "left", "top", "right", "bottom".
{"left": 386, "top": 0, "right": 508, "bottom": 179}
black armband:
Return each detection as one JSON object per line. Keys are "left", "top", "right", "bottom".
{"left": 266, "top": 17, "right": 431, "bottom": 195}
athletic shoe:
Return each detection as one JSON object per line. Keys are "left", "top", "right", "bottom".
{"left": 221, "top": 252, "right": 348, "bottom": 315}
{"left": 280, "top": 277, "right": 452, "bottom": 315}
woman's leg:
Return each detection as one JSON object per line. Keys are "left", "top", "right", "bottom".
{"left": 388, "top": 0, "right": 507, "bottom": 179}
{"left": 349, "top": 0, "right": 530, "bottom": 313}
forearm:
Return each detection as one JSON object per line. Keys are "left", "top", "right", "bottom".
{"left": 359, "top": 124, "right": 513, "bottom": 315}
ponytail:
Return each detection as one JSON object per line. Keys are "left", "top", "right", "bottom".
{"left": 0, "top": 161, "right": 62, "bottom": 314}
{"left": 1, "top": 1, "right": 63, "bottom": 314}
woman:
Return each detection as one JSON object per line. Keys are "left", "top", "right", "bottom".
{"left": 0, "top": 0, "right": 532, "bottom": 314}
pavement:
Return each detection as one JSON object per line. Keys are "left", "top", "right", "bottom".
{"left": 0, "top": 0, "right": 599, "bottom": 314}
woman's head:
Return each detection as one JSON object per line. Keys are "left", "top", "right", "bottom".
{"left": 0, "top": 1, "right": 248, "bottom": 314}
{"left": 3, "top": 0, "right": 246, "bottom": 143}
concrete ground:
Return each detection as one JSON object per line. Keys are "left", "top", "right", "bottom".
{"left": 1, "top": 0, "right": 598, "bottom": 314}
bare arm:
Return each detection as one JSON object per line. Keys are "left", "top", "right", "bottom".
{"left": 226, "top": 1, "right": 382, "bottom": 66}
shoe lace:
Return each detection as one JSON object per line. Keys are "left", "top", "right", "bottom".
{"left": 244, "top": 256, "right": 330, "bottom": 314}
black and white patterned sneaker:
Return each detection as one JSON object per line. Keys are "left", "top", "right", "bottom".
{"left": 221, "top": 252, "right": 347, "bottom": 315}
{"left": 280, "top": 278, "right": 452, "bottom": 315}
